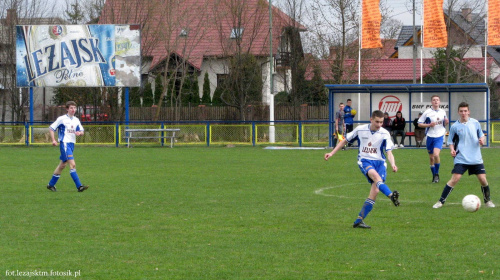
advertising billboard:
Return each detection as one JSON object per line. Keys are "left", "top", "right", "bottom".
{"left": 16, "top": 24, "right": 141, "bottom": 87}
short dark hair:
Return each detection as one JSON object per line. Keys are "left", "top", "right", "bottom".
{"left": 347, "top": 99, "right": 352, "bottom": 102}
{"left": 431, "top": 95, "right": 440, "bottom": 101}
{"left": 458, "top": 102, "right": 469, "bottom": 110}
{"left": 65, "top": 101, "right": 77, "bottom": 108}
{"left": 372, "top": 110, "right": 384, "bottom": 118}
{"left": 339, "top": 102, "right": 344, "bottom": 106}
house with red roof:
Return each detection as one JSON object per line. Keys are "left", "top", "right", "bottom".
{"left": 99, "top": 0, "right": 305, "bottom": 105}
{"left": 307, "top": 7, "right": 500, "bottom": 84}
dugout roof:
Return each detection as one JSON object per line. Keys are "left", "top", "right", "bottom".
{"left": 325, "top": 83, "right": 489, "bottom": 94}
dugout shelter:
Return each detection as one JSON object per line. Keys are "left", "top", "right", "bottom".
{"left": 326, "top": 83, "right": 490, "bottom": 148}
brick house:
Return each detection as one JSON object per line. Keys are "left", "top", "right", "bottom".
{"left": 99, "top": 0, "right": 306, "bottom": 105}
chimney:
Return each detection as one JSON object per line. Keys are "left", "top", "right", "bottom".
{"left": 6, "top": 9, "right": 17, "bottom": 24}
{"left": 462, "top": 8, "right": 472, "bottom": 22}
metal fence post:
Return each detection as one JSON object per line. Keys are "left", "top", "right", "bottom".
{"left": 25, "top": 122, "right": 29, "bottom": 146}
{"left": 161, "top": 122, "right": 165, "bottom": 146}
{"left": 115, "top": 122, "right": 119, "bottom": 147}
{"left": 206, "top": 122, "right": 210, "bottom": 147}
{"left": 252, "top": 122, "right": 256, "bottom": 147}
{"left": 298, "top": 122, "right": 302, "bottom": 147}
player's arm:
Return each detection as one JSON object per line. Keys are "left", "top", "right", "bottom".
{"left": 49, "top": 129, "right": 58, "bottom": 146}
{"left": 478, "top": 135, "right": 485, "bottom": 146}
{"left": 386, "top": 150, "right": 398, "bottom": 172}
{"left": 324, "top": 138, "right": 348, "bottom": 160}
{"left": 449, "top": 144, "right": 456, "bottom": 157}
{"left": 75, "top": 122, "right": 84, "bottom": 136}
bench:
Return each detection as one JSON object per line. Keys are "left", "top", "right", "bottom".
{"left": 124, "top": 128, "right": 180, "bottom": 148}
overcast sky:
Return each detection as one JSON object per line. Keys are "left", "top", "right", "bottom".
{"left": 40, "top": 0, "right": 420, "bottom": 25}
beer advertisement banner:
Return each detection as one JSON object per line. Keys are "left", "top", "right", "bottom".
{"left": 488, "top": 0, "right": 500, "bottom": 45}
{"left": 16, "top": 25, "right": 141, "bottom": 87}
{"left": 361, "top": 0, "right": 383, "bottom": 49}
{"left": 423, "top": 0, "right": 447, "bottom": 48}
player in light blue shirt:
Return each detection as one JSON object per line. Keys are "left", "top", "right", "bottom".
{"left": 46, "top": 101, "right": 89, "bottom": 192}
{"left": 433, "top": 102, "right": 495, "bottom": 208}
{"left": 325, "top": 110, "right": 400, "bottom": 229}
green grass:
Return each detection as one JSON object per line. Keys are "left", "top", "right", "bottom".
{"left": 1, "top": 146, "right": 499, "bottom": 279}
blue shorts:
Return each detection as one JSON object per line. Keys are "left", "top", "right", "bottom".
{"left": 426, "top": 136, "right": 444, "bottom": 154}
{"left": 59, "top": 142, "right": 75, "bottom": 162}
{"left": 452, "top": 163, "right": 486, "bottom": 175}
{"left": 358, "top": 159, "right": 387, "bottom": 184}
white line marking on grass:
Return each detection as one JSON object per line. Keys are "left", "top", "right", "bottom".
{"left": 314, "top": 184, "right": 461, "bottom": 205}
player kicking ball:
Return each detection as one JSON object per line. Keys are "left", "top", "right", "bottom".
{"left": 46, "top": 101, "right": 89, "bottom": 192}
{"left": 325, "top": 110, "right": 400, "bottom": 229}
{"left": 433, "top": 102, "right": 495, "bottom": 208}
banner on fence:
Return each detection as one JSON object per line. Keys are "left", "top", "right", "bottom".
{"left": 16, "top": 24, "right": 141, "bottom": 88}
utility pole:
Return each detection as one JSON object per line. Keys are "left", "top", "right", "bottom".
{"left": 269, "top": 0, "right": 275, "bottom": 143}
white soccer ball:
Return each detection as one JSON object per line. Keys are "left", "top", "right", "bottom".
{"left": 462, "top": 194, "right": 481, "bottom": 212}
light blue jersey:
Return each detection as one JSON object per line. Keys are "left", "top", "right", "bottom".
{"left": 447, "top": 118, "right": 483, "bottom": 165}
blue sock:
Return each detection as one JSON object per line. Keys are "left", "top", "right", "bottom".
{"left": 70, "top": 169, "right": 82, "bottom": 188}
{"left": 430, "top": 165, "right": 436, "bottom": 175}
{"left": 48, "top": 174, "right": 60, "bottom": 186}
{"left": 376, "top": 181, "right": 392, "bottom": 197}
{"left": 354, "top": 198, "right": 375, "bottom": 224}
{"left": 435, "top": 163, "right": 440, "bottom": 175}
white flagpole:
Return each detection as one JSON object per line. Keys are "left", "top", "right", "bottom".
{"left": 420, "top": 0, "right": 424, "bottom": 84}
{"left": 358, "top": 0, "right": 362, "bottom": 85}
{"left": 485, "top": 15, "right": 488, "bottom": 84}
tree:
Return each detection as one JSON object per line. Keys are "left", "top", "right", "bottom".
{"left": 0, "top": 0, "right": 58, "bottom": 123}
{"left": 211, "top": 0, "right": 268, "bottom": 120}
{"left": 201, "top": 72, "right": 211, "bottom": 104}
{"left": 218, "top": 53, "right": 263, "bottom": 119}
{"left": 308, "top": 63, "right": 328, "bottom": 105}
{"left": 65, "top": 0, "right": 85, "bottom": 24}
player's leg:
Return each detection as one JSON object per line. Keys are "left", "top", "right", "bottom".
{"left": 65, "top": 144, "right": 88, "bottom": 192}
{"left": 47, "top": 143, "right": 69, "bottom": 191}
{"left": 353, "top": 162, "right": 399, "bottom": 229}
{"left": 475, "top": 170, "right": 495, "bottom": 207}
{"left": 433, "top": 136, "right": 444, "bottom": 182}
{"left": 433, "top": 165, "right": 464, "bottom": 208}
{"left": 426, "top": 137, "right": 436, "bottom": 181}
{"left": 47, "top": 160, "right": 67, "bottom": 191}
{"left": 353, "top": 183, "right": 377, "bottom": 229}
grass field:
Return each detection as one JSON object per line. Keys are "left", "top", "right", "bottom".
{"left": 1, "top": 145, "right": 499, "bottom": 279}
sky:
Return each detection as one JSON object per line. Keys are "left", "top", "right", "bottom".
{"left": 38, "top": 0, "right": 421, "bottom": 25}
{"left": 385, "top": 0, "right": 422, "bottom": 25}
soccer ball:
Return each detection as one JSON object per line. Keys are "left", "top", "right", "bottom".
{"left": 351, "top": 109, "right": 357, "bottom": 116}
{"left": 462, "top": 194, "right": 481, "bottom": 212}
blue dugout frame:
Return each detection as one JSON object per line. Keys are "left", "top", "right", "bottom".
{"left": 326, "top": 83, "right": 490, "bottom": 148}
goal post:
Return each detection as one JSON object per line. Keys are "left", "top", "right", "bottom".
{"left": 326, "top": 83, "right": 490, "bottom": 147}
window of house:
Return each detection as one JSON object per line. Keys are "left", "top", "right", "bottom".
{"left": 180, "top": 29, "right": 188, "bottom": 37}
{"left": 230, "top": 28, "right": 244, "bottom": 39}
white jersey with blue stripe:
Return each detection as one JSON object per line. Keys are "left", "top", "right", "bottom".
{"left": 49, "top": 114, "right": 84, "bottom": 143}
{"left": 447, "top": 118, "right": 483, "bottom": 165}
{"left": 346, "top": 124, "right": 394, "bottom": 162}
{"left": 418, "top": 108, "right": 447, "bottom": 138}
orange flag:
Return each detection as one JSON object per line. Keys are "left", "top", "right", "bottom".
{"left": 423, "top": 0, "right": 447, "bottom": 48}
{"left": 488, "top": 0, "right": 500, "bottom": 45}
{"left": 362, "top": 0, "right": 382, "bottom": 49}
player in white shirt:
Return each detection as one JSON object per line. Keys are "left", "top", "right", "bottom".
{"left": 418, "top": 95, "right": 449, "bottom": 183}
{"left": 433, "top": 102, "right": 495, "bottom": 208}
{"left": 325, "top": 110, "right": 400, "bottom": 229}
{"left": 46, "top": 101, "right": 89, "bottom": 192}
